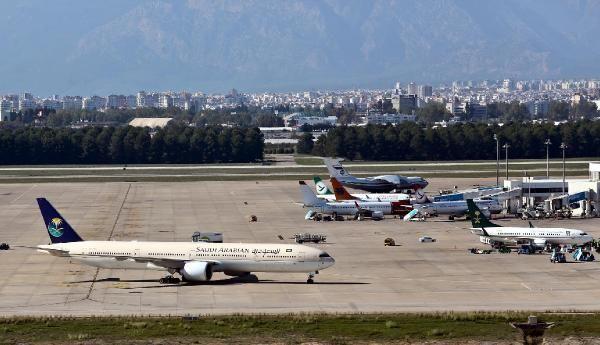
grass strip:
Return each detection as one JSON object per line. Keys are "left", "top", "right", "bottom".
{"left": 1, "top": 312, "right": 600, "bottom": 344}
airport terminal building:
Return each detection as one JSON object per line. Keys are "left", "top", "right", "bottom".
{"left": 504, "top": 162, "right": 600, "bottom": 215}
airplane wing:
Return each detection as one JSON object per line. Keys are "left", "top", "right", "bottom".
{"left": 128, "top": 256, "right": 222, "bottom": 269}
{"left": 18, "top": 245, "right": 71, "bottom": 257}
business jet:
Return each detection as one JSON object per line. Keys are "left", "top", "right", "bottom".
{"left": 300, "top": 181, "right": 411, "bottom": 217}
{"left": 466, "top": 199, "right": 592, "bottom": 248}
{"left": 324, "top": 158, "right": 428, "bottom": 193}
{"left": 315, "top": 176, "right": 410, "bottom": 202}
{"left": 33, "top": 198, "right": 335, "bottom": 284}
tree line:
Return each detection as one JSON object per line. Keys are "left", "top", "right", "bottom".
{"left": 0, "top": 124, "right": 264, "bottom": 164}
{"left": 2, "top": 106, "right": 285, "bottom": 128}
{"left": 307, "top": 120, "right": 600, "bottom": 161}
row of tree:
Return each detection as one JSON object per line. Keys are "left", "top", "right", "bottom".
{"left": 3, "top": 106, "right": 286, "bottom": 128}
{"left": 0, "top": 124, "right": 264, "bottom": 164}
{"left": 308, "top": 120, "right": 600, "bottom": 161}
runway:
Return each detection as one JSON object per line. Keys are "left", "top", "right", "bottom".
{"left": 2, "top": 179, "right": 600, "bottom": 316}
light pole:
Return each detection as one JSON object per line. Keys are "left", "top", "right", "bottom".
{"left": 560, "top": 142, "right": 567, "bottom": 195}
{"left": 544, "top": 139, "right": 551, "bottom": 178}
{"left": 525, "top": 170, "right": 531, "bottom": 207}
{"left": 503, "top": 143, "right": 510, "bottom": 180}
{"left": 494, "top": 134, "right": 499, "bottom": 186}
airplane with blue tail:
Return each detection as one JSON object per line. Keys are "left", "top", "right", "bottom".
{"left": 31, "top": 198, "right": 334, "bottom": 284}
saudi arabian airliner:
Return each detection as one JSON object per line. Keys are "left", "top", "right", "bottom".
{"left": 33, "top": 198, "right": 335, "bottom": 284}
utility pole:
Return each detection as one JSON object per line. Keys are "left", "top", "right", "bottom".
{"left": 494, "top": 134, "right": 499, "bottom": 186}
{"left": 544, "top": 139, "right": 552, "bottom": 178}
{"left": 503, "top": 143, "right": 510, "bottom": 180}
{"left": 526, "top": 172, "right": 532, "bottom": 207}
{"left": 560, "top": 142, "right": 567, "bottom": 195}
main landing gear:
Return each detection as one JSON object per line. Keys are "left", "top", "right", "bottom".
{"left": 307, "top": 271, "right": 319, "bottom": 284}
{"left": 159, "top": 275, "right": 181, "bottom": 284}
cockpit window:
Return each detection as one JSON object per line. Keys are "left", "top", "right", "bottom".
{"left": 319, "top": 253, "right": 331, "bottom": 258}
{"left": 581, "top": 232, "right": 588, "bottom": 235}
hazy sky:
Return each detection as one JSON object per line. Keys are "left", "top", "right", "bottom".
{"left": 1, "top": 0, "right": 599, "bottom": 96}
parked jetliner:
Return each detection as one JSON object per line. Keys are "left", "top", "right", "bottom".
{"left": 33, "top": 198, "right": 334, "bottom": 284}
{"left": 412, "top": 190, "right": 502, "bottom": 218}
{"left": 314, "top": 176, "right": 410, "bottom": 202}
{"left": 466, "top": 199, "right": 592, "bottom": 247}
{"left": 300, "top": 181, "right": 411, "bottom": 217}
{"left": 324, "top": 158, "right": 428, "bottom": 193}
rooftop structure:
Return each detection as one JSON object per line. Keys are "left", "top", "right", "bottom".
{"left": 129, "top": 117, "right": 173, "bottom": 128}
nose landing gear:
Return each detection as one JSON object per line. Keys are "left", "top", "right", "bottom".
{"left": 307, "top": 271, "right": 319, "bottom": 284}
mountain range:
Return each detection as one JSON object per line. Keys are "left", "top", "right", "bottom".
{"left": 0, "top": 0, "right": 599, "bottom": 95}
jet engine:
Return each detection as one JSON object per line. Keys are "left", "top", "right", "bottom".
{"left": 181, "top": 261, "right": 213, "bottom": 281}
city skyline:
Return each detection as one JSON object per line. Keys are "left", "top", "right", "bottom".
{"left": 2, "top": 77, "right": 599, "bottom": 125}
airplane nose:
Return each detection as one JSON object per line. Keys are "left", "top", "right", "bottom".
{"left": 321, "top": 257, "right": 335, "bottom": 268}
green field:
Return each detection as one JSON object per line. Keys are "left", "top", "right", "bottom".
{"left": 0, "top": 156, "right": 593, "bottom": 183}
{"left": 1, "top": 312, "right": 600, "bottom": 344}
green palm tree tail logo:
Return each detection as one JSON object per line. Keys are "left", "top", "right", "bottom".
{"left": 48, "top": 218, "right": 64, "bottom": 237}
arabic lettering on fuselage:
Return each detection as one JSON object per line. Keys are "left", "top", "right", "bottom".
{"left": 251, "top": 248, "right": 281, "bottom": 256}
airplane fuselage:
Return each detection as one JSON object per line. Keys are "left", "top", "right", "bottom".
{"left": 310, "top": 201, "right": 409, "bottom": 216}
{"left": 471, "top": 227, "right": 592, "bottom": 246}
{"left": 38, "top": 241, "right": 335, "bottom": 274}
{"left": 415, "top": 199, "right": 502, "bottom": 216}
{"left": 317, "top": 193, "right": 409, "bottom": 202}
{"left": 336, "top": 177, "right": 396, "bottom": 193}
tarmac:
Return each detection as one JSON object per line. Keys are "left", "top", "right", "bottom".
{"left": 2, "top": 178, "right": 600, "bottom": 316}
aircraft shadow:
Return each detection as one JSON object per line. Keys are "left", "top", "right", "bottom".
{"left": 72, "top": 275, "right": 368, "bottom": 289}
{"left": 70, "top": 277, "right": 158, "bottom": 284}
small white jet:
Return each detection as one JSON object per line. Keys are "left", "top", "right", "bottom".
{"left": 412, "top": 190, "right": 502, "bottom": 218}
{"left": 466, "top": 199, "right": 593, "bottom": 247}
{"left": 299, "top": 181, "right": 411, "bottom": 217}
{"left": 33, "top": 198, "right": 335, "bottom": 284}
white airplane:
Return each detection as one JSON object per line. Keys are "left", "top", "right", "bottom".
{"left": 412, "top": 190, "right": 502, "bottom": 218}
{"left": 466, "top": 199, "right": 593, "bottom": 247}
{"left": 33, "top": 198, "right": 335, "bottom": 284}
{"left": 313, "top": 176, "right": 410, "bottom": 202}
{"left": 299, "top": 181, "right": 411, "bottom": 217}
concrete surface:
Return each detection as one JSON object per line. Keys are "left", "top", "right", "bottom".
{"left": 1, "top": 178, "right": 600, "bottom": 316}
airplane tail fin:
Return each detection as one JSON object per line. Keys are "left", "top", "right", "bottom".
{"left": 313, "top": 176, "right": 333, "bottom": 195}
{"left": 323, "top": 158, "right": 348, "bottom": 178}
{"left": 330, "top": 177, "right": 357, "bottom": 201}
{"left": 466, "top": 199, "right": 501, "bottom": 228}
{"left": 414, "top": 190, "right": 430, "bottom": 204}
{"left": 299, "top": 181, "right": 325, "bottom": 207}
{"left": 36, "top": 198, "right": 83, "bottom": 244}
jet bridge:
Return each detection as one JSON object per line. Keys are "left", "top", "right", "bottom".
{"left": 486, "top": 188, "right": 523, "bottom": 214}
{"left": 432, "top": 186, "right": 504, "bottom": 202}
